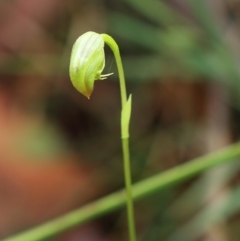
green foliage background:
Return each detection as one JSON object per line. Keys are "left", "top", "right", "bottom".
{"left": 1, "top": 0, "right": 240, "bottom": 240}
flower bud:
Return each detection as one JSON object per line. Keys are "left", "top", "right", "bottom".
{"left": 69, "top": 31, "right": 112, "bottom": 98}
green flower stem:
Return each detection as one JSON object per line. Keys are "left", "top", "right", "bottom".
{"left": 102, "top": 33, "right": 136, "bottom": 241}
{"left": 122, "top": 138, "right": 136, "bottom": 241}
{"left": 101, "top": 34, "right": 127, "bottom": 105}
{"left": 3, "top": 142, "right": 240, "bottom": 241}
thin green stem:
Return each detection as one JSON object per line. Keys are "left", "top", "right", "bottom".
{"left": 102, "top": 34, "right": 127, "bottom": 106}
{"left": 122, "top": 138, "right": 136, "bottom": 241}
{"left": 102, "top": 33, "right": 136, "bottom": 241}
{"left": 3, "top": 142, "right": 240, "bottom": 241}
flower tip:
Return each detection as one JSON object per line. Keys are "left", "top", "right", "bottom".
{"left": 82, "top": 93, "right": 91, "bottom": 99}
{"left": 82, "top": 90, "right": 92, "bottom": 99}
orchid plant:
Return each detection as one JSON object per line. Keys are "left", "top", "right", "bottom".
{"left": 69, "top": 31, "right": 136, "bottom": 241}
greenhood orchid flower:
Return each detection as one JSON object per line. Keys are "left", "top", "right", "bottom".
{"left": 69, "top": 31, "right": 112, "bottom": 98}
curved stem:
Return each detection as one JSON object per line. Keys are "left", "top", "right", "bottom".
{"left": 101, "top": 34, "right": 127, "bottom": 107}
{"left": 102, "top": 34, "right": 136, "bottom": 241}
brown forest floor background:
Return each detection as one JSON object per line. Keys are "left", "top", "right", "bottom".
{"left": 1, "top": 0, "right": 240, "bottom": 240}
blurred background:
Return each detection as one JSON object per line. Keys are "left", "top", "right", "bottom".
{"left": 1, "top": 0, "right": 240, "bottom": 240}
